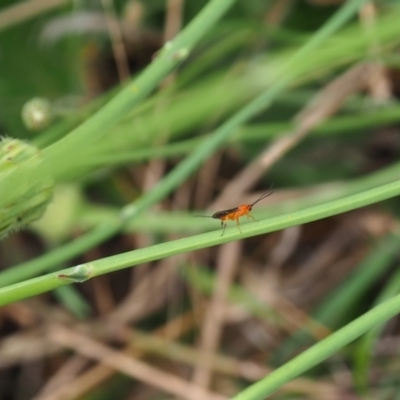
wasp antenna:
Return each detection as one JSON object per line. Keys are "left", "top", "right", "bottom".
{"left": 250, "top": 184, "right": 274, "bottom": 206}
{"left": 193, "top": 215, "right": 213, "bottom": 218}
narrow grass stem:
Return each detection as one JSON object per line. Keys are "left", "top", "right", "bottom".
{"left": 232, "top": 291, "right": 400, "bottom": 400}
{"left": 0, "top": 178, "right": 399, "bottom": 306}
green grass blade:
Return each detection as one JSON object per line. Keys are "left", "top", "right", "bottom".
{"left": 272, "top": 233, "right": 400, "bottom": 364}
{"left": 353, "top": 263, "right": 400, "bottom": 393}
{"left": 1, "top": 178, "right": 400, "bottom": 306}
{"left": 42, "top": 0, "right": 237, "bottom": 169}
{"left": 231, "top": 291, "right": 400, "bottom": 400}
{"left": 315, "top": 233, "right": 400, "bottom": 328}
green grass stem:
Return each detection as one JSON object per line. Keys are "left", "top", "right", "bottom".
{"left": 41, "top": 0, "right": 237, "bottom": 169}
{"left": 231, "top": 290, "right": 400, "bottom": 400}
{"left": 1, "top": 178, "right": 400, "bottom": 306}
{"left": 353, "top": 264, "right": 400, "bottom": 392}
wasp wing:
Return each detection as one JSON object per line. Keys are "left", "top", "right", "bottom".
{"left": 212, "top": 207, "right": 239, "bottom": 219}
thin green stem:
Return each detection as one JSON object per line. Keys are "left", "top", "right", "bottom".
{"left": 232, "top": 291, "right": 400, "bottom": 400}
{"left": 0, "top": 222, "right": 120, "bottom": 288}
{"left": 79, "top": 104, "right": 400, "bottom": 167}
{"left": 42, "top": 0, "right": 237, "bottom": 170}
{"left": 353, "top": 262, "right": 400, "bottom": 392}
{"left": 1, "top": 178, "right": 400, "bottom": 306}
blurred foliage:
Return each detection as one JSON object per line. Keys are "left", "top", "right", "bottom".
{"left": 2, "top": 0, "right": 400, "bottom": 400}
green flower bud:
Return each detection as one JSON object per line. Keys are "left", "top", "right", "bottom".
{"left": 0, "top": 138, "right": 53, "bottom": 239}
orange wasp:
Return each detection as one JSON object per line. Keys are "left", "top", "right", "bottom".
{"left": 195, "top": 188, "right": 273, "bottom": 236}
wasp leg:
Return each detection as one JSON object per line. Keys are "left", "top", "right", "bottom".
{"left": 221, "top": 221, "right": 227, "bottom": 236}
{"left": 236, "top": 218, "right": 242, "bottom": 233}
{"left": 247, "top": 213, "right": 258, "bottom": 222}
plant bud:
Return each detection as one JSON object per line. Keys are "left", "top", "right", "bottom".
{"left": 0, "top": 138, "right": 53, "bottom": 238}
{"left": 22, "top": 97, "right": 52, "bottom": 131}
